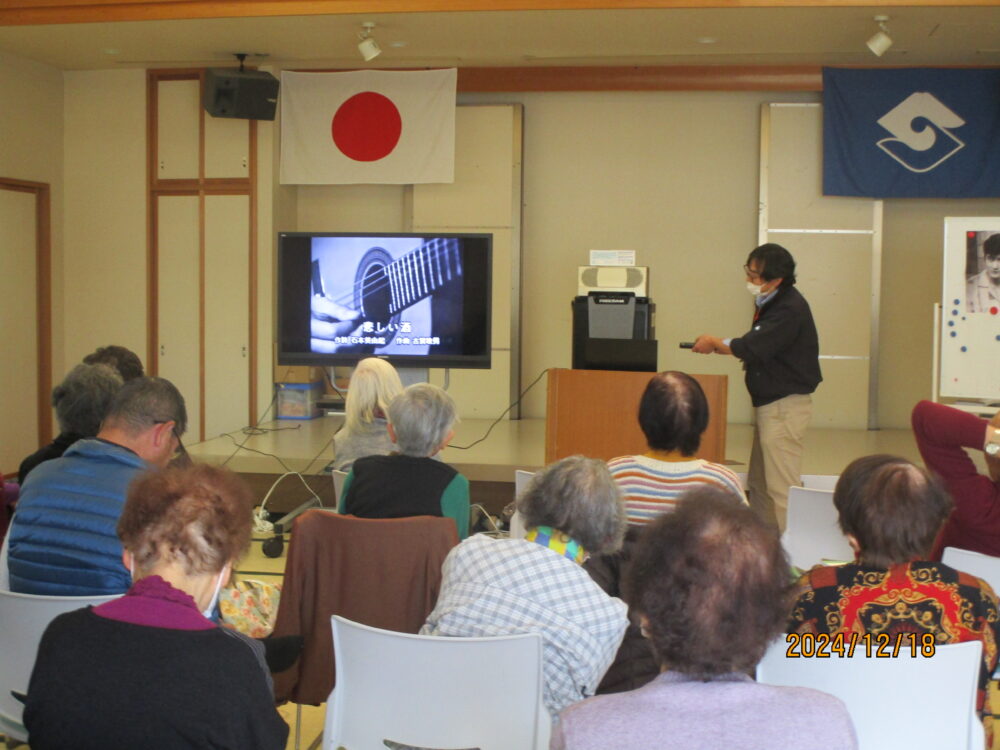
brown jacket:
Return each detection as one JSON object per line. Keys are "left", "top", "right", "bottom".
{"left": 271, "top": 511, "right": 458, "bottom": 705}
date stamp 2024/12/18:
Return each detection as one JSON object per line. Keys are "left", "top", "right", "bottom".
{"left": 786, "top": 632, "right": 937, "bottom": 659}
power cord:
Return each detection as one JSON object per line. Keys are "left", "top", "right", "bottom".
{"left": 469, "top": 503, "right": 504, "bottom": 537}
{"left": 221, "top": 390, "right": 279, "bottom": 468}
{"left": 322, "top": 367, "right": 348, "bottom": 401}
{"left": 255, "top": 471, "right": 329, "bottom": 558}
{"left": 448, "top": 368, "right": 549, "bottom": 451}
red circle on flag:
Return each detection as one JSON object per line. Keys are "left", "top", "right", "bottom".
{"left": 331, "top": 92, "right": 402, "bottom": 162}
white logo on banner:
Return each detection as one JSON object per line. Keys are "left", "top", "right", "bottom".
{"left": 876, "top": 92, "right": 966, "bottom": 173}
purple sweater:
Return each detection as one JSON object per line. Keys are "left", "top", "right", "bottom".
{"left": 552, "top": 671, "right": 857, "bottom": 750}
{"left": 93, "top": 575, "right": 215, "bottom": 630}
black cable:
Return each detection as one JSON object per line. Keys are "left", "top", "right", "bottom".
{"left": 244, "top": 424, "right": 302, "bottom": 434}
{"left": 448, "top": 368, "right": 550, "bottom": 451}
{"left": 219, "top": 432, "right": 297, "bottom": 473}
{"left": 220, "top": 390, "right": 279, "bottom": 468}
{"left": 321, "top": 367, "right": 348, "bottom": 401}
{"left": 297, "top": 435, "right": 337, "bottom": 476}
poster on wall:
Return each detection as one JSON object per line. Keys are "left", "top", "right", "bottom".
{"left": 940, "top": 217, "right": 1000, "bottom": 400}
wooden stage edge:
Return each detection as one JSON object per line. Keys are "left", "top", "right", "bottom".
{"left": 186, "top": 413, "right": 926, "bottom": 503}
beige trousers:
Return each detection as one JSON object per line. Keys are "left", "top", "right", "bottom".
{"left": 747, "top": 393, "right": 812, "bottom": 532}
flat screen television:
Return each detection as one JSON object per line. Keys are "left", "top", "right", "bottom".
{"left": 278, "top": 232, "right": 492, "bottom": 369}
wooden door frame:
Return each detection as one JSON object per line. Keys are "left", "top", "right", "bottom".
{"left": 146, "top": 69, "right": 259, "bottom": 441}
{"left": 0, "top": 177, "right": 53, "bottom": 454}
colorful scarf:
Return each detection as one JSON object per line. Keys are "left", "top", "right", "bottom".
{"left": 525, "top": 525, "right": 587, "bottom": 564}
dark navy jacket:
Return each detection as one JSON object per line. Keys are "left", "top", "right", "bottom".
{"left": 729, "top": 285, "right": 822, "bottom": 407}
{"left": 7, "top": 438, "right": 147, "bottom": 595}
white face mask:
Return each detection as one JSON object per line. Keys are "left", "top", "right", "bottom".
{"left": 747, "top": 281, "right": 764, "bottom": 296}
{"left": 128, "top": 554, "right": 226, "bottom": 621}
{"left": 201, "top": 568, "right": 227, "bottom": 620}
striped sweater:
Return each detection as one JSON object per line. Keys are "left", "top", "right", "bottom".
{"left": 607, "top": 454, "right": 746, "bottom": 525}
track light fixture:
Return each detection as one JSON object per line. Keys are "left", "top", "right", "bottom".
{"left": 358, "top": 22, "right": 382, "bottom": 62}
{"left": 866, "top": 15, "right": 893, "bottom": 57}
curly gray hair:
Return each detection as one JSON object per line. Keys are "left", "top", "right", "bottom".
{"left": 516, "top": 456, "right": 626, "bottom": 555}
{"left": 52, "top": 363, "right": 124, "bottom": 436}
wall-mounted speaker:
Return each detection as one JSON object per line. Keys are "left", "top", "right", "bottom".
{"left": 203, "top": 68, "right": 279, "bottom": 121}
{"left": 577, "top": 266, "right": 648, "bottom": 296}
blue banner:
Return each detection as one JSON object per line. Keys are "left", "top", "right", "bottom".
{"left": 823, "top": 68, "right": 1000, "bottom": 198}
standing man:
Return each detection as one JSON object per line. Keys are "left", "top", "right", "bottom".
{"left": 692, "top": 243, "right": 821, "bottom": 530}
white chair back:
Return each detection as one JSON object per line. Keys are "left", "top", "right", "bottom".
{"left": 325, "top": 615, "right": 550, "bottom": 750}
{"left": 782, "top": 486, "right": 854, "bottom": 571}
{"left": 509, "top": 469, "right": 536, "bottom": 540}
{"left": 800, "top": 474, "right": 840, "bottom": 491}
{"left": 942, "top": 547, "right": 1000, "bottom": 594}
{"left": 0, "top": 589, "right": 118, "bottom": 742}
{"left": 331, "top": 469, "right": 348, "bottom": 506}
{"left": 757, "top": 638, "right": 984, "bottom": 750}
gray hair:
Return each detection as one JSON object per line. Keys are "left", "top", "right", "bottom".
{"left": 387, "top": 383, "right": 457, "bottom": 457}
{"left": 105, "top": 376, "right": 188, "bottom": 438}
{"left": 516, "top": 456, "right": 627, "bottom": 555}
{"left": 52, "top": 363, "right": 124, "bottom": 436}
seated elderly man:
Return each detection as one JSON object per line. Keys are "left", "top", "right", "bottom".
{"left": 912, "top": 399, "right": 1000, "bottom": 558}
{"left": 5, "top": 376, "right": 187, "bottom": 595}
{"left": 588, "top": 370, "right": 745, "bottom": 694}
{"left": 339, "top": 382, "right": 470, "bottom": 539}
{"left": 422, "top": 456, "right": 629, "bottom": 719}
{"left": 789, "top": 454, "right": 1000, "bottom": 741}
{"left": 18, "top": 363, "right": 123, "bottom": 484}
{"left": 555, "top": 487, "right": 856, "bottom": 750}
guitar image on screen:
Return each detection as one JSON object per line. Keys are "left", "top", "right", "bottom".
{"left": 311, "top": 237, "right": 463, "bottom": 353}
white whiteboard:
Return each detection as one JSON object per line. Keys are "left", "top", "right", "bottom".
{"left": 940, "top": 217, "right": 1000, "bottom": 400}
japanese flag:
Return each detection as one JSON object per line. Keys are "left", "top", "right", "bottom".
{"left": 279, "top": 68, "right": 456, "bottom": 185}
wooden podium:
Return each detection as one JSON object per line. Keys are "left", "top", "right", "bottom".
{"left": 545, "top": 369, "right": 728, "bottom": 464}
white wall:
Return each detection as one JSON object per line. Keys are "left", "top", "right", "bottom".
{"left": 0, "top": 50, "right": 64, "bottom": 375}
{"left": 8, "top": 62, "right": 989, "bottom": 432}
{"left": 462, "top": 90, "right": 994, "bottom": 429}
{"left": 62, "top": 69, "right": 147, "bottom": 371}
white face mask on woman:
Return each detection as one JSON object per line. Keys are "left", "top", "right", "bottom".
{"left": 128, "top": 554, "right": 227, "bottom": 621}
{"left": 201, "top": 568, "right": 227, "bottom": 620}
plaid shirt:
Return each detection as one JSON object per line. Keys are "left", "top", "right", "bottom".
{"left": 421, "top": 534, "right": 628, "bottom": 717}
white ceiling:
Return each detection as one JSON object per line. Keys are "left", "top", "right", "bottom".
{"left": 0, "top": 6, "right": 999, "bottom": 71}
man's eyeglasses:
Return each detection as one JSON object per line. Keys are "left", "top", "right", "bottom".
{"left": 171, "top": 426, "right": 191, "bottom": 467}
{"left": 154, "top": 419, "right": 191, "bottom": 467}
{"left": 743, "top": 264, "right": 765, "bottom": 282}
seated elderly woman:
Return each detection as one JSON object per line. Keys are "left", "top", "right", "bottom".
{"left": 587, "top": 370, "right": 745, "bottom": 694}
{"left": 789, "top": 454, "right": 1000, "bottom": 739}
{"left": 607, "top": 370, "right": 744, "bottom": 524}
{"left": 422, "top": 456, "right": 629, "bottom": 719}
{"left": 18, "top": 362, "right": 123, "bottom": 484}
{"left": 555, "top": 488, "right": 857, "bottom": 750}
{"left": 24, "top": 465, "right": 289, "bottom": 750}
{"left": 339, "top": 382, "right": 469, "bottom": 538}
{"left": 332, "top": 356, "right": 404, "bottom": 472}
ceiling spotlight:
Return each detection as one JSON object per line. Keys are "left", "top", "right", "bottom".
{"left": 866, "top": 15, "right": 893, "bottom": 57}
{"left": 358, "top": 22, "right": 382, "bottom": 62}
